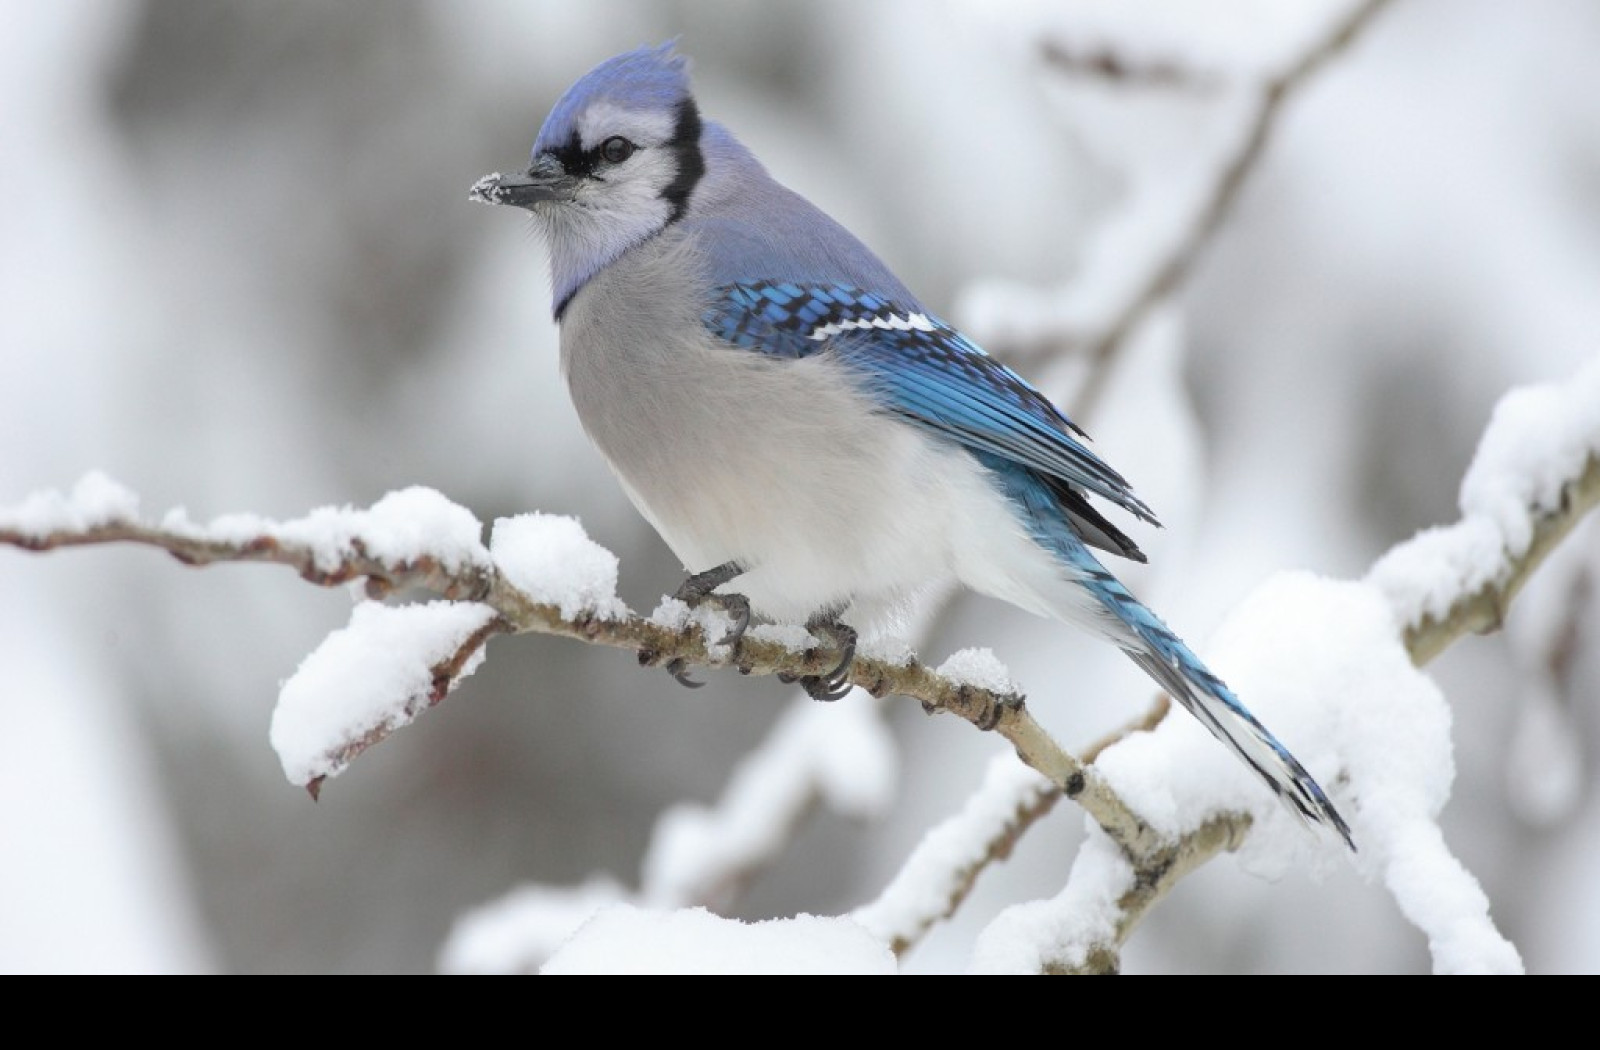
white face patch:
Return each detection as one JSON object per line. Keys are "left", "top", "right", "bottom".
{"left": 570, "top": 147, "right": 677, "bottom": 212}
{"left": 576, "top": 101, "right": 676, "bottom": 151}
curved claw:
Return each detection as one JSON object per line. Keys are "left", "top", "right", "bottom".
{"left": 801, "top": 670, "right": 852, "bottom": 702}
{"left": 715, "top": 593, "right": 752, "bottom": 649}
{"left": 662, "top": 562, "right": 749, "bottom": 689}
{"left": 665, "top": 658, "right": 704, "bottom": 689}
{"left": 796, "top": 616, "right": 858, "bottom": 703}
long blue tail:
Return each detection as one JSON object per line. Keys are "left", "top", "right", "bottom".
{"left": 990, "top": 457, "right": 1355, "bottom": 849}
{"left": 1084, "top": 558, "right": 1355, "bottom": 850}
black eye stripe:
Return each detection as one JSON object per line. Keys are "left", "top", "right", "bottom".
{"left": 536, "top": 100, "right": 702, "bottom": 224}
{"left": 546, "top": 130, "right": 642, "bottom": 178}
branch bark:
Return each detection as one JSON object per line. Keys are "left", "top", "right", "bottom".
{"left": 0, "top": 488, "right": 1157, "bottom": 856}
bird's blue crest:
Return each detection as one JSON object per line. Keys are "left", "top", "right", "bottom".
{"left": 533, "top": 42, "right": 692, "bottom": 158}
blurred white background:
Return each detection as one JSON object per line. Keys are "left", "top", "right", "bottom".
{"left": 3, "top": 0, "right": 1597, "bottom": 972}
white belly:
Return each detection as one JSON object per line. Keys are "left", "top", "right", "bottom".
{"left": 558, "top": 234, "right": 1078, "bottom": 629}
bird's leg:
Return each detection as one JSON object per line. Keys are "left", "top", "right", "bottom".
{"left": 777, "top": 611, "right": 858, "bottom": 702}
{"left": 663, "top": 561, "right": 750, "bottom": 688}
{"left": 673, "top": 561, "right": 752, "bottom": 646}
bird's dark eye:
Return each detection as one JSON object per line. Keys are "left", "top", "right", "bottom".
{"left": 600, "top": 136, "right": 635, "bottom": 164}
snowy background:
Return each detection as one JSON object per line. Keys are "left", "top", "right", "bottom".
{"left": 4, "top": 0, "right": 1598, "bottom": 973}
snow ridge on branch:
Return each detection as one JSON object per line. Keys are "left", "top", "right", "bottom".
{"left": 0, "top": 473, "right": 1161, "bottom": 854}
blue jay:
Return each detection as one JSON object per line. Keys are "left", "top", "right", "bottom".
{"left": 472, "top": 43, "right": 1353, "bottom": 848}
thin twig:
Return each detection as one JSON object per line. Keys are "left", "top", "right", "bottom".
{"left": 1039, "top": 41, "right": 1222, "bottom": 90}
{"left": 1069, "top": 0, "right": 1395, "bottom": 417}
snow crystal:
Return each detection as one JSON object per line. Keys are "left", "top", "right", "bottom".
{"left": 490, "top": 512, "right": 626, "bottom": 620}
{"left": 542, "top": 904, "right": 896, "bottom": 975}
{"left": 437, "top": 877, "right": 628, "bottom": 975}
{"left": 1, "top": 471, "right": 139, "bottom": 538}
{"left": 648, "top": 596, "right": 693, "bottom": 631}
{"left": 858, "top": 633, "right": 916, "bottom": 666}
{"left": 270, "top": 600, "right": 497, "bottom": 786}
{"left": 935, "top": 648, "right": 1019, "bottom": 694}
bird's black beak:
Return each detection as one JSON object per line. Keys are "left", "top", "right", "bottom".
{"left": 469, "top": 154, "right": 574, "bottom": 210}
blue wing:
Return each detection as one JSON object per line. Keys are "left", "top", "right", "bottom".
{"left": 704, "top": 280, "right": 1157, "bottom": 530}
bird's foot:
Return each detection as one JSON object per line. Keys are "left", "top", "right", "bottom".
{"left": 661, "top": 561, "right": 749, "bottom": 689}
{"left": 778, "top": 613, "right": 857, "bottom": 702}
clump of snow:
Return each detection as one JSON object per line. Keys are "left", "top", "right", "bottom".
{"left": 970, "top": 828, "right": 1134, "bottom": 974}
{"left": 437, "top": 876, "right": 628, "bottom": 975}
{"left": 855, "top": 752, "right": 1053, "bottom": 945}
{"left": 642, "top": 699, "right": 895, "bottom": 908}
{"left": 1459, "top": 356, "right": 1600, "bottom": 544}
{"left": 490, "top": 512, "right": 626, "bottom": 620}
{"left": 858, "top": 633, "right": 916, "bottom": 666}
{"left": 267, "top": 487, "right": 490, "bottom": 575}
{"left": 1369, "top": 356, "right": 1600, "bottom": 629}
{"left": 648, "top": 596, "right": 693, "bottom": 631}
{"left": 154, "top": 486, "right": 491, "bottom": 577}
{"left": 746, "top": 622, "right": 821, "bottom": 652}
{"left": 935, "top": 648, "right": 1019, "bottom": 695}
{"left": 157, "top": 507, "right": 268, "bottom": 543}
{"left": 1090, "top": 570, "right": 1522, "bottom": 973}
{"left": 270, "top": 600, "right": 497, "bottom": 786}
{"left": 542, "top": 904, "right": 896, "bottom": 975}
{"left": 352, "top": 487, "right": 489, "bottom": 571}
{"left": 1, "top": 471, "right": 139, "bottom": 538}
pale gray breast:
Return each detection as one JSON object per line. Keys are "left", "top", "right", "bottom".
{"left": 555, "top": 229, "right": 927, "bottom": 586}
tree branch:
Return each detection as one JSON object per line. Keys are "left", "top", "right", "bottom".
{"left": 1035, "top": 423, "right": 1600, "bottom": 972}
{"left": 8, "top": 361, "right": 1592, "bottom": 972}
{"left": 0, "top": 480, "right": 1159, "bottom": 856}
{"left": 1403, "top": 454, "right": 1600, "bottom": 666}
{"left": 1076, "top": 0, "right": 1395, "bottom": 402}
{"left": 988, "top": 0, "right": 1396, "bottom": 418}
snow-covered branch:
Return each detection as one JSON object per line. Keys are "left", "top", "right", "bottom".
{"left": 1001, "top": 354, "right": 1600, "bottom": 974}
{"left": 0, "top": 473, "right": 1159, "bottom": 855}
{"left": 1386, "top": 458, "right": 1600, "bottom": 667}
{"left": 856, "top": 696, "right": 1172, "bottom": 957}
{"left": 6, "top": 349, "right": 1595, "bottom": 974}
